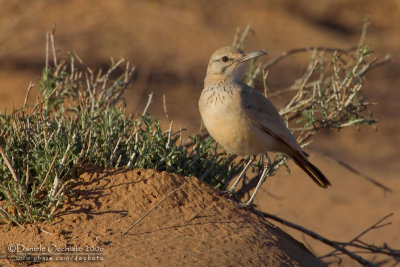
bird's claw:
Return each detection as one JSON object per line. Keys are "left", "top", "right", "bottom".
{"left": 237, "top": 201, "right": 256, "bottom": 210}
{"left": 218, "top": 189, "right": 240, "bottom": 200}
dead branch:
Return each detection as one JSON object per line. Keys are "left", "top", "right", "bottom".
{"left": 263, "top": 46, "right": 356, "bottom": 70}
{"left": 0, "top": 144, "right": 20, "bottom": 184}
{"left": 308, "top": 147, "right": 392, "bottom": 194}
{"left": 259, "top": 211, "right": 398, "bottom": 266}
{"left": 123, "top": 181, "right": 187, "bottom": 236}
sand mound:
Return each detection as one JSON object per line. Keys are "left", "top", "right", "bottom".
{"left": 0, "top": 169, "right": 324, "bottom": 266}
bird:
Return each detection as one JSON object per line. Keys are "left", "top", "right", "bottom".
{"left": 198, "top": 46, "right": 331, "bottom": 207}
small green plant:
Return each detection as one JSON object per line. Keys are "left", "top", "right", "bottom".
{"left": 0, "top": 33, "right": 241, "bottom": 225}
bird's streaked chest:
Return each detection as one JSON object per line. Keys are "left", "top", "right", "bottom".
{"left": 199, "top": 84, "right": 245, "bottom": 129}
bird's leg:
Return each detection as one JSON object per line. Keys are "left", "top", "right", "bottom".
{"left": 224, "top": 157, "right": 254, "bottom": 196}
{"left": 265, "top": 153, "right": 272, "bottom": 169}
{"left": 241, "top": 153, "right": 272, "bottom": 207}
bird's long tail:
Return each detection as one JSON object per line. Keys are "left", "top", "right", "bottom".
{"left": 292, "top": 154, "right": 331, "bottom": 188}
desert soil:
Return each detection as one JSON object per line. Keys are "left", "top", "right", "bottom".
{"left": 2, "top": 169, "right": 325, "bottom": 266}
{"left": 1, "top": 0, "right": 399, "bottom": 266}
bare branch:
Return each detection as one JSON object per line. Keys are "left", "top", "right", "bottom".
{"left": 0, "top": 144, "right": 20, "bottom": 184}
{"left": 308, "top": 148, "right": 392, "bottom": 194}
{"left": 263, "top": 46, "right": 356, "bottom": 70}
{"left": 123, "top": 182, "right": 187, "bottom": 235}
{"left": 259, "top": 211, "right": 398, "bottom": 267}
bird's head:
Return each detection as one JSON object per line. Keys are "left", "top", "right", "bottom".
{"left": 205, "top": 46, "right": 267, "bottom": 85}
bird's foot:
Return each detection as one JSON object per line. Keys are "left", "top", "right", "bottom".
{"left": 218, "top": 189, "right": 240, "bottom": 201}
{"left": 237, "top": 201, "right": 256, "bottom": 210}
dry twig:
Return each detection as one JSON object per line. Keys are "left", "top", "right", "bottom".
{"left": 123, "top": 182, "right": 187, "bottom": 236}
{"left": 260, "top": 211, "right": 399, "bottom": 267}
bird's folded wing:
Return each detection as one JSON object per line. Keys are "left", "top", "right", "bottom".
{"left": 240, "top": 84, "right": 302, "bottom": 154}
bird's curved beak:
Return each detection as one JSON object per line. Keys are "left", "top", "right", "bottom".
{"left": 238, "top": 51, "right": 268, "bottom": 64}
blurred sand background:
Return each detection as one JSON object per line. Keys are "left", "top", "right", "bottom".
{"left": 1, "top": 0, "right": 399, "bottom": 265}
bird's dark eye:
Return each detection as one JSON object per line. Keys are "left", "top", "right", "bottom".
{"left": 221, "top": 56, "right": 229, "bottom": 62}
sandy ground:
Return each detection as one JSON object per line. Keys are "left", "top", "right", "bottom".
{"left": 1, "top": 169, "right": 325, "bottom": 266}
{"left": 0, "top": 0, "right": 399, "bottom": 266}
